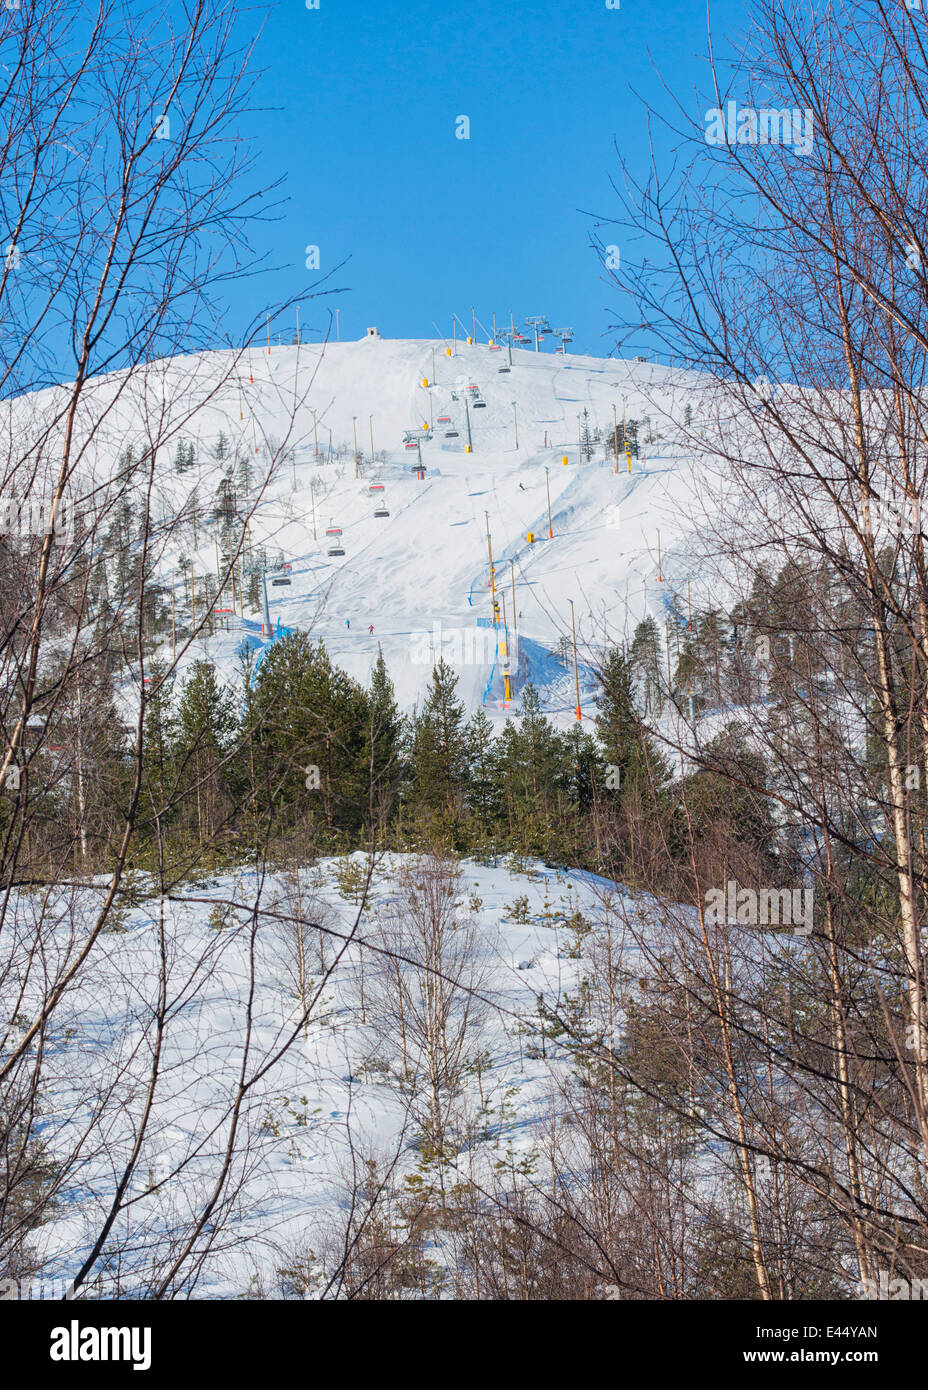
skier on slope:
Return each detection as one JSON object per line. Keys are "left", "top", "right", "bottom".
{"left": 346, "top": 619, "right": 350, "bottom": 629}
{"left": 369, "top": 624, "right": 374, "bottom": 635}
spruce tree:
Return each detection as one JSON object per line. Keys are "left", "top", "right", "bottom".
{"left": 465, "top": 706, "right": 499, "bottom": 843}
{"left": 408, "top": 659, "right": 470, "bottom": 828}
{"left": 596, "top": 647, "right": 668, "bottom": 802}
{"left": 174, "top": 660, "right": 237, "bottom": 847}
{"left": 362, "top": 646, "right": 405, "bottom": 822}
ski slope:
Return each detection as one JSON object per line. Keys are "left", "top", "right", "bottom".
{"left": 15, "top": 335, "right": 710, "bottom": 723}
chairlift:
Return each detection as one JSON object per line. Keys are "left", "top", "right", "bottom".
{"left": 405, "top": 441, "right": 419, "bottom": 450}
{"left": 369, "top": 482, "right": 385, "bottom": 492}
{"left": 271, "top": 577, "right": 291, "bottom": 586}
{"left": 374, "top": 504, "right": 390, "bottom": 518}
{"left": 327, "top": 542, "right": 345, "bottom": 557}
{"left": 473, "top": 399, "right": 486, "bottom": 408}
{"left": 445, "top": 429, "right": 459, "bottom": 438}
{"left": 325, "top": 526, "right": 342, "bottom": 536}
{"left": 437, "top": 414, "right": 451, "bottom": 423}
{"left": 498, "top": 365, "right": 511, "bottom": 373}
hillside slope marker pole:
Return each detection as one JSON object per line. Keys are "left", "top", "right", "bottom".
{"left": 501, "top": 590, "right": 511, "bottom": 704}
{"left": 510, "top": 559, "right": 517, "bottom": 638}
{"left": 569, "top": 599, "right": 581, "bottom": 721}
{"left": 485, "top": 511, "right": 496, "bottom": 596}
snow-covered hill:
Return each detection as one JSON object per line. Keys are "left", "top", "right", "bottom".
{"left": 16, "top": 335, "right": 710, "bottom": 722}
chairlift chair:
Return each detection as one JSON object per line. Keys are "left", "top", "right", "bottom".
{"left": 445, "top": 429, "right": 459, "bottom": 438}
{"left": 327, "top": 542, "right": 345, "bottom": 557}
{"left": 374, "top": 504, "right": 389, "bottom": 518}
{"left": 271, "top": 577, "right": 291, "bottom": 586}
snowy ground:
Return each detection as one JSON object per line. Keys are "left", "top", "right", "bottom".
{"left": 23, "top": 853, "right": 642, "bottom": 1299}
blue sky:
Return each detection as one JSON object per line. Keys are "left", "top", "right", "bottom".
{"left": 235, "top": 0, "right": 750, "bottom": 360}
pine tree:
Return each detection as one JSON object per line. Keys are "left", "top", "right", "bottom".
{"left": 362, "top": 646, "right": 404, "bottom": 822}
{"left": 408, "top": 659, "right": 471, "bottom": 828}
{"left": 236, "top": 450, "right": 255, "bottom": 499}
{"left": 630, "top": 616, "right": 663, "bottom": 716}
{"left": 465, "top": 706, "right": 499, "bottom": 840}
{"left": 140, "top": 662, "right": 178, "bottom": 831}
{"left": 252, "top": 631, "right": 368, "bottom": 833}
{"left": 579, "top": 408, "right": 594, "bottom": 462}
{"left": 596, "top": 648, "right": 668, "bottom": 802}
{"left": 493, "top": 684, "right": 565, "bottom": 854}
{"left": 174, "top": 660, "right": 237, "bottom": 847}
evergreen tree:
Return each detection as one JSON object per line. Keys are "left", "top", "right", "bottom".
{"left": 174, "top": 660, "right": 237, "bottom": 847}
{"left": 464, "top": 706, "right": 499, "bottom": 840}
{"left": 630, "top": 617, "right": 663, "bottom": 716}
{"left": 408, "top": 659, "right": 471, "bottom": 830}
{"left": 252, "top": 631, "right": 368, "bottom": 833}
{"left": 493, "top": 684, "right": 565, "bottom": 854}
{"left": 596, "top": 647, "right": 669, "bottom": 803}
{"left": 579, "top": 408, "right": 595, "bottom": 461}
{"left": 139, "top": 663, "right": 178, "bottom": 836}
{"left": 362, "top": 646, "right": 405, "bottom": 823}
